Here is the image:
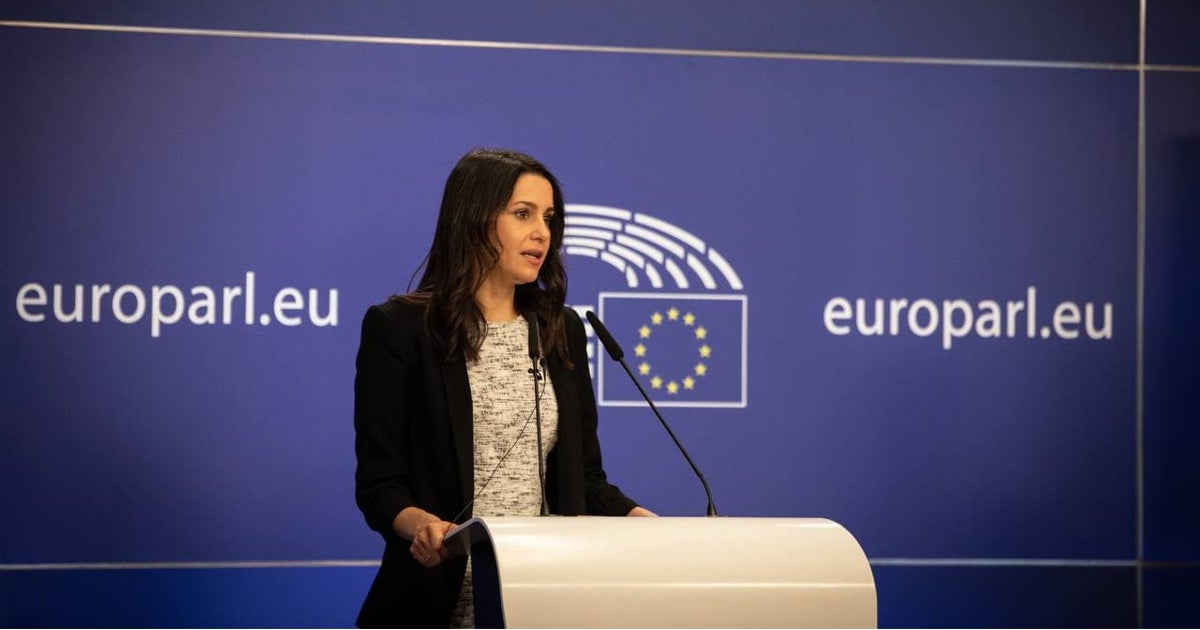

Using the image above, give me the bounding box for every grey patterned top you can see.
[451,315,558,628]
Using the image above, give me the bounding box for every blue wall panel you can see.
[1147,0,1200,65]
[1,25,1138,563]
[1144,71,1200,562]
[873,565,1136,628]
[0,567,375,628]
[1,0,1138,62]
[1144,567,1200,628]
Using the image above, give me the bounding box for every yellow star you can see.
[683,376,695,390]
[667,307,679,321]
[695,326,708,340]
[667,381,679,395]
[650,375,663,389]
[695,363,708,377]
[638,362,651,376]
[683,312,696,326]
[634,343,647,357]
[699,344,712,358]
[639,325,651,339]
[650,311,663,325]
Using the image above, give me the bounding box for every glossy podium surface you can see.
[444,516,876,628]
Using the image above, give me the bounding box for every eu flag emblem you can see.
[597,292,747,408]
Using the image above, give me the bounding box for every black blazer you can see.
[353,299,637,628]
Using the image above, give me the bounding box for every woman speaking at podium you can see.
[353,148,653,628]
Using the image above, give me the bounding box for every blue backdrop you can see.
[2,1,1196,627]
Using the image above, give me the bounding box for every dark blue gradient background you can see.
[2,1,1195,627]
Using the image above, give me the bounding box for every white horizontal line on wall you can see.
[4,20,1194,73]
[8,558,1193,571]
[1144,64,1200,73]
[870,558,1137,568]
[0,560,381,571]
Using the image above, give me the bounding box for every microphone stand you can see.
[586,311,718,516]
[528,316,550,516]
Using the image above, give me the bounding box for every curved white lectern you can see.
[444,517,876,628]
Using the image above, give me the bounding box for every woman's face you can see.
[486,173,555,289]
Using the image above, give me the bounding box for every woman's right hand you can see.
[394,507,454,568]
[410,518,454,567]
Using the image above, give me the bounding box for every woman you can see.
[354,148,653,628]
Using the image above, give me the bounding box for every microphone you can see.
[585,311,718,516]
[527,315,550,516]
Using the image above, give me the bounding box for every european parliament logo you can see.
[564,205,748,409]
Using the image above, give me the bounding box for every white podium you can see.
[444,516,876,628]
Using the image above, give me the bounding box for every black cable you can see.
[450,378,545,525]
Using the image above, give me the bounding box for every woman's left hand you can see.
[627,506,657,517]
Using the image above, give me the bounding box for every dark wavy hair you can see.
[398,148,570,366]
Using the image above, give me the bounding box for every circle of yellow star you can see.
[636,305,715,397]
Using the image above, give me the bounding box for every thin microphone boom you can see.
[527,315,550,516]
[585,311,718,516]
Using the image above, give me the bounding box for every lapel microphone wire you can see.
[449,387,542,525]
[450,316,550,525]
